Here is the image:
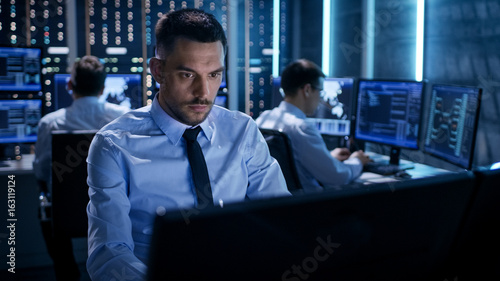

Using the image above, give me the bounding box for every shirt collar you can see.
[72,96,100,106]
[279,101,307,119]
[150,94,215,145]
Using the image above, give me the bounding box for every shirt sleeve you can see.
[86,133,147,281]
[243,121,291,199]
[293,122,363,187]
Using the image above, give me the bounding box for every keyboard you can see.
[364,162,408,175]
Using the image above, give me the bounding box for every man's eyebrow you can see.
[211,67,225,73]
[175,65,225,73]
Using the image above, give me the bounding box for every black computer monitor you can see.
[0,99,42,144]
[354,79,424,165]
[147,171,476,281]
[0,46,42,92]
[309,77,355,136]
[53,73,143,110]
[423,84,482,170]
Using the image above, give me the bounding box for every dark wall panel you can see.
[425,0,500,167]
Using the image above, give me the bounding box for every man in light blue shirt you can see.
[256,59,370,192]
[86,9,290,281]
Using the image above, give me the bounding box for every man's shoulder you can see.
[208,106,260,137]
[98,106,153,134]
[257,107,308,127]
[39,108,66,125]
[102,102,132,115]
[211,106,253,123]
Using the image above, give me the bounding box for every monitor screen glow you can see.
[308,77,355,136]
[423,84,482,169]
[0,46,42,92]
[354,80,424,150]
[53,73,143,110]
[0,99,42,144]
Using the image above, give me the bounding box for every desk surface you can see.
[0,153,35,175]
[356,152,453,185]
[1,152,456,182]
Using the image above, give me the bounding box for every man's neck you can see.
[72,93,99,100]
[283,96,306,115]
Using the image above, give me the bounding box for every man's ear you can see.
[97,86,104,97]
[149,57,163,84]
[303,83,312,98]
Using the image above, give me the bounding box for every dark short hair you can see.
[70,55,106,96]
[280,59,325,97]
[155,8,227,58]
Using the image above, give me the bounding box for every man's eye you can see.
[181,72,194,78]
[209,73,221,79]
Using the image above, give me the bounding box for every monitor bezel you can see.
[353,78,425,151]
[422,83,482,170]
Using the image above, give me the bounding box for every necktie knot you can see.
[183,127,201,142]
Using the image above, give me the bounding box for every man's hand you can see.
[349,150,371,165]
[330,147,351,161]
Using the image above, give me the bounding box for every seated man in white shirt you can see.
[33,55,130,281]
[256,59,370,192]
[86,9,290,281]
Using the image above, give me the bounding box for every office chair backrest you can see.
[448,168,500,279]
[259,128,303,192]
[51,130,97,238]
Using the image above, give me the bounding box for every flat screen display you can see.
[308,77,355,136]
[354,79,424,150]
[53,73,143,110]
[0,46,42,92]
[423,84,482,169]
[0,99,42,143]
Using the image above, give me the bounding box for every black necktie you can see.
[183,127,214,207]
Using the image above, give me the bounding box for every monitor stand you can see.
[389,147,401,165]
[389,147,414,170]
[364,146,414,175]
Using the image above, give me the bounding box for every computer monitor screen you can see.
[423,84,482,170]
[0,46,42,92]
[308,77,354,136]
[53,73,143,110]
[354,80,423,164]
[0,99,42,143]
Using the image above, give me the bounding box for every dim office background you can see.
[1,0,500,276]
